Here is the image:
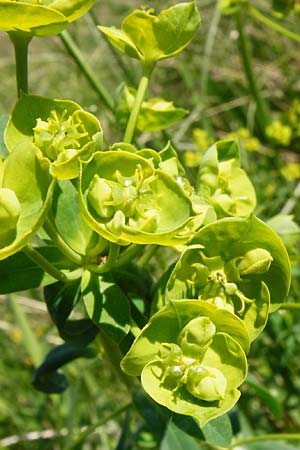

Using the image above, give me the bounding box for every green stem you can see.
[236,10,269,135]
[115,244,146,268]
[59,30,114,112]
[279,303,300,311]
[65,402,132,450]
[8,294,44,366]
[86,243,120,274]
[96,331,133,389]
[23,244,83,283]
[123,69,152,144]
[248,5,300,43]
[138,244,158,267]
[200,5,222,130]
[9,32,31,97]
[43,217,84,266]
[230,433,300,449]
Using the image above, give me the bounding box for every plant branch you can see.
[9,32,31,97]
[279,303,300,311]
[65,402,132,450]
[248,5,300,43]
[59,30,114,112]
[230,433,300,449]
[236,10,269,135]
[23,244,83,283]
[123,70,151,144]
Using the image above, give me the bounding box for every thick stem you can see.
[9,32,31,97]
[59,30,114,112]
[236,10,269,136]
[23,244,83,283]
[123,68,152,144]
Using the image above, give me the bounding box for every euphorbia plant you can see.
[0,1,294,447]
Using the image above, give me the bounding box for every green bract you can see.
[0,143,55,260]
[0,0,95,37]
[121,300,248,427]
[98,2,201,72]
[116,84,188,132]
[79,149,209,246]
[165,244,270,341]
[191,215,291,313]
[196,139,256,218]
[5,94,103,179]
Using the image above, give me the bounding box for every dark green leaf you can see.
[0,246,74,294]
[202,414,233,447]
[160,421,200,450]
[32,343,96,394]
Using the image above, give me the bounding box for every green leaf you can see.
[32,344,96,394]
[82,274,131,343]
[0,246,75,294]
[197,139,256,218]
[202,414,233,447]
[44,280,98,346]
[99,2,201,68]
[0,143,55,260]
[44,280,81,329]
[267,214,300,263]
[0,0,95,37]
[0,3,68,36]
[160,421,200,450]
[116,85,188,132]
[192,215,291,311]
[51,180,107,256]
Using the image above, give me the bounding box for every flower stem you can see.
[123,69,152,144]
[60,30,114,112]
[230,433,300,449]
[235,10,269,136]
[248,4,300,43]
[23,244,83,283]
[279,303,300,311]
[9,32,31,98]
[86,243,120,274]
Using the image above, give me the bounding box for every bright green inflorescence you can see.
[121,300,248,427]
[5,94,103,179]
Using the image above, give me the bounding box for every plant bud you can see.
[186,364,227,402]
[237,248,273,275]
[178,317,216,358]
[88,175,114,219]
